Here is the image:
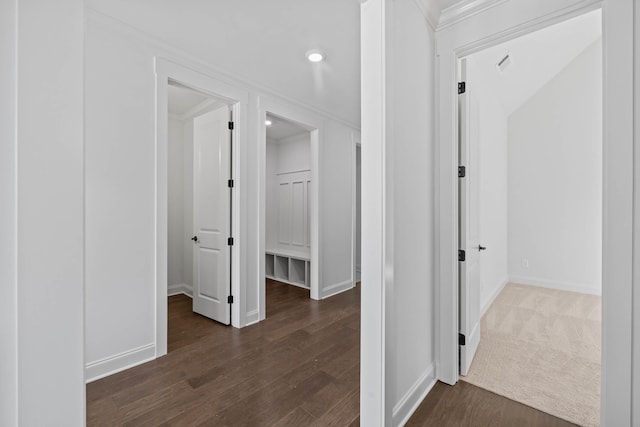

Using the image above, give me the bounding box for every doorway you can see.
[260,110,319,313]
[258,101,322,321]
[155,58,248,356]
[166,81,233,339]
[264,114,312,299]
[457,9,602,425]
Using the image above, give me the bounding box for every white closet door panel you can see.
[278,182,291,244]
[291,180,305,247]
[197,247,222,300]
[192,106,230,325]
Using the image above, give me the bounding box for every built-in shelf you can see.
[265,249,311,289]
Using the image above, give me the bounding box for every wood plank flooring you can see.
[87,280,576,426]
[407,381,577,427]
[87,280,360,426]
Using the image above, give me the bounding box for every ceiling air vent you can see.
[496,53,512,73]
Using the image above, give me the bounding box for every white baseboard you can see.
[85,343,156,383]
[481,278,508,317]
[392,363,437,427]
[168,283,193,297]
[321,280,353,299]
[245,309,260,326]
[509,275,601,296]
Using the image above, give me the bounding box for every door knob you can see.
[478,245,486,251]
[191,236,198,242]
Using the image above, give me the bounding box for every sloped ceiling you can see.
[87,0,361,126]
[468,9,601,116]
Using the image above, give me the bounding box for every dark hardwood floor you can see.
[87,280,360,426]
[87,280,576,426]
[407,381,577,427]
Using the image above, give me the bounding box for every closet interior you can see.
[265,114,312,289]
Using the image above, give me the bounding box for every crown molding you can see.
[438,0,509,30]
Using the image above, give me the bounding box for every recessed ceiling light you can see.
[265,119,272,126]
[306,50,324,63]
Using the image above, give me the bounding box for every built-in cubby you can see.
[265,253,275,278]
[265,249,311,289]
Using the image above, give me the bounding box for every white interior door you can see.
[459,59,482,376]
[192,106,231,325]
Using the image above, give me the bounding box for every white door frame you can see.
[435,1,634,425]
[352,133,362,287]
[154,58,249,356]
[258,96,323,318]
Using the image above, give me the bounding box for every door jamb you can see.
[154,58,249,356]
[352,134,362,286]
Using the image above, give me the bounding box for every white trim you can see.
[275,169,311,177]
[320,280,354,299]
[438,0,508,30]
[509,276,601,296]
[85,344,155,383]
[352,132,361,289]
[435,1,634,425]
[360,0,391,424]
[480,278,508,317]
[392,364,437,427]
[168,283,193,297]
[245,309,260,326]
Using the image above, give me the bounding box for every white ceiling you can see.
[168,84,208,116]
[87,0,361,126]
[266,114,308,141]
[468,9,601,116]
[168,83,227,118]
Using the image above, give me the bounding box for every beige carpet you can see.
[461,283,601,427]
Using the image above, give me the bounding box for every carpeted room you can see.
[458,10,603,427]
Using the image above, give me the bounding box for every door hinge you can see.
[458,82,466,94]
[227,295,234,304]
[228,237,234,246]
[228,179,234,188]
[228,121,234,130]
[458,166,466,178]
[458,250,466,262]
[459,333,466,346]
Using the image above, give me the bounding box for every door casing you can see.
[155,58,248,356]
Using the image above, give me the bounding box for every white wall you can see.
[276,134,311,173]
[266,139,278,251]
[390,0,436,423]
[14,0,86,424]
[321,120,357,294]
[84,10,357,379]
[508,40,602,295]
[466,57,510,314]
[0,1,18,424]
[168,117,186,288]
[183,121,194,290]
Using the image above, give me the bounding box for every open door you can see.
[458,59,482,375]
[192,106,232,325]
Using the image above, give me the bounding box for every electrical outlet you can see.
[521,259,529,268]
